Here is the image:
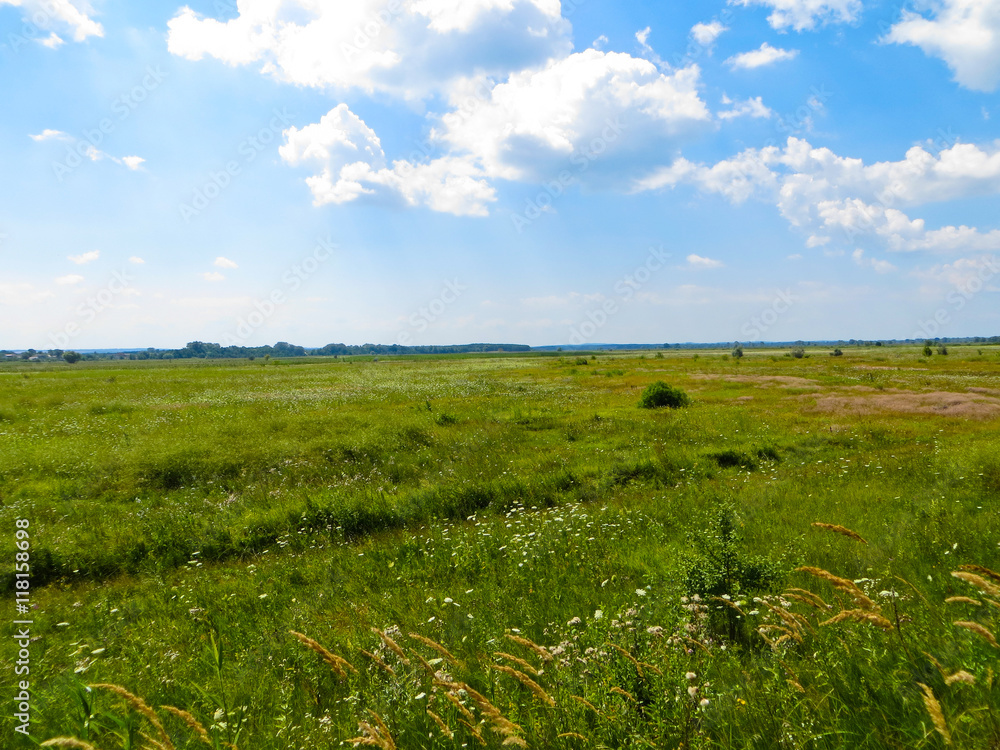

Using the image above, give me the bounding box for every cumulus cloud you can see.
[280,103,496,216]
[691,20,728,46]
[687,253,725,269]
[729,0,862,32]
[29,129,70,141]
[68,250,99,264]
[726,43,799,69]
[202,271,226,282]
[883,0,1000,92]
[129,256,145,264]
[634,137,1000,254]
[167,0,570,97]
[55,274,84,285]
[852,248,896,274]
[437,50,711,185]
[214,256,239,269]
[718,95,772,120]
[0,0,103,41]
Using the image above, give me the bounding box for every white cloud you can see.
[636,26,651,46]
[726,43,799,70]
[718,95,773,120]
[129,256,145,264]
[852,248,896,274]
[592,34,608,50]
[280,103,496,216]
[730,0,862,32]
[437,50,711,185]
[55,274,84,285]
[214,256,239,269]
[202,272,226,282]
[687,253,725,269]
[691,20,728,46]
[883,0,1000,92]
[167,0,570,97]
[120,156,145,170]
[914,255,1000,289]
[68,250,99,264]
[38,32,65,48]
[634,137,1000,255]
[29,129,69,141]
[0,0,103,41]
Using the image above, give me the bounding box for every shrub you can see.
[638,381,690,409]
[791,347,805,359]
[923,345,933,357]
[731,345,744,359]
[831,348,843,357]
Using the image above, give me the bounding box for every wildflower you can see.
[688,686,699,698]
[636,589,647,597]
[699,698,710,708]
[593,609,603,620]
[567,617,582,627]
[685,672,697,680]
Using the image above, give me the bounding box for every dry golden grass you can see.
[89,684,173,750]
[505,633,554,663]
[408,632,462,667]
[945,671,976,686]
[820,609,893,631]
[959,564,1000,585]
[606,642,648,678]
[492,664,556,706]
[783,588,832,611]
[796,567,878,610]
[558,732,589,741]
[494,651,541,676]
[347,711,396,750]
[161,706,212,746]
[289,631,357,679]
[917,683,952,746]
[951,571,1000,599]
[40,740,98,750]
[609,686,635,702]
[359,649,397,677]
[570,695,604,717]
[954,621,999,648]
[426,709,454,740]
[944,596,982,606]
[372,628,411,665]
[811,522,868,545]
[803,389,1000,419]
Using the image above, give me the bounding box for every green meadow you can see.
[2,347,999,749]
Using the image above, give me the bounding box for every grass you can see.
[1,345,999,748]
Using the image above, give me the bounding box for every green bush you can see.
[638,381,690,409]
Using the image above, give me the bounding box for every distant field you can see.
[2,346,999,748]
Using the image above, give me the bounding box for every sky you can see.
[1,0,999,350]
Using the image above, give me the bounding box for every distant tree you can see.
[731,343,744,359]
[791,347,805,359]
[831,348,843,357]
[937,345,948,355]
[923,345,933,357]
[63,351,82,364]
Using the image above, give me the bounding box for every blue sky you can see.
[1,0,999,349]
